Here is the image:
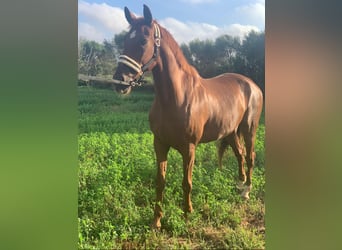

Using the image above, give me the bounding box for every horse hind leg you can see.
[229,132,247,190]
[240,124,258,200]
[239,84,263,200]
[217,137,229,170]
[218,134,246,190]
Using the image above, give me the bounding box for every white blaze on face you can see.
[129,30,136,39]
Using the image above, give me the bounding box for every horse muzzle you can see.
[115,84,132,95]
[113,70,146,95]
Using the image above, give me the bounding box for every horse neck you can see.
[152,38,198,107]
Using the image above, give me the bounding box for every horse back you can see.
[202,73,262,112]
[198,73,263,142]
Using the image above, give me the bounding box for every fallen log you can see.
[78,74,154,91]
[78,74,118,87]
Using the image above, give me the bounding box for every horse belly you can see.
[199,127,226,143]
[200,118,237,143]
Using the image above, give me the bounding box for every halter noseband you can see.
[113,23,161,87]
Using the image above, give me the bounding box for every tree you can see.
[78,40,102,76]
[180,31,265,94]
[101,39,117,75]
[240,31,265,93]
[114,31,127,55]
[188,39,218,77]
[214,35,242,75]
[78,38,117,76]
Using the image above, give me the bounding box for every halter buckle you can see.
[155,38,160,47]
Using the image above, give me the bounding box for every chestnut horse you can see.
[113,5,263,229]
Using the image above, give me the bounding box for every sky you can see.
[78,0,265,44]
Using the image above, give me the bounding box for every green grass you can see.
[78,87,153,134]
[78,86,265,249]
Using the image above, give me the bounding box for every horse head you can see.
[113,5,160,94]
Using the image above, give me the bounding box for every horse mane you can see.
[155,21,200,77]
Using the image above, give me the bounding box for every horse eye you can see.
[140,39,147,46]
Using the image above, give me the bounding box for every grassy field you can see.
[78,86,265,249]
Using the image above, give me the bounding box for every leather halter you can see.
[113,23,161,87]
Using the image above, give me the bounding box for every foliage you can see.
[78,38,118,76]
[240,31,265,93]
[113,31,127,55]
[181,31,265,94]
[78,87,265,249]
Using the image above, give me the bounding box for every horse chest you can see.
[149,104,202,145]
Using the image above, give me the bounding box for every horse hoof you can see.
[151,224,161,231]
[241,193,250,200]
[151,219,161,230]
[240,185,252,200]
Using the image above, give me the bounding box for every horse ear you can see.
[124,6,136,25]
[143,4,152,26]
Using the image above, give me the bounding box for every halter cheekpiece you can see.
[113,23,161,87]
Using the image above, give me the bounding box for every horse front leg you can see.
[152,137,170,229]
[181,143,196,217]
